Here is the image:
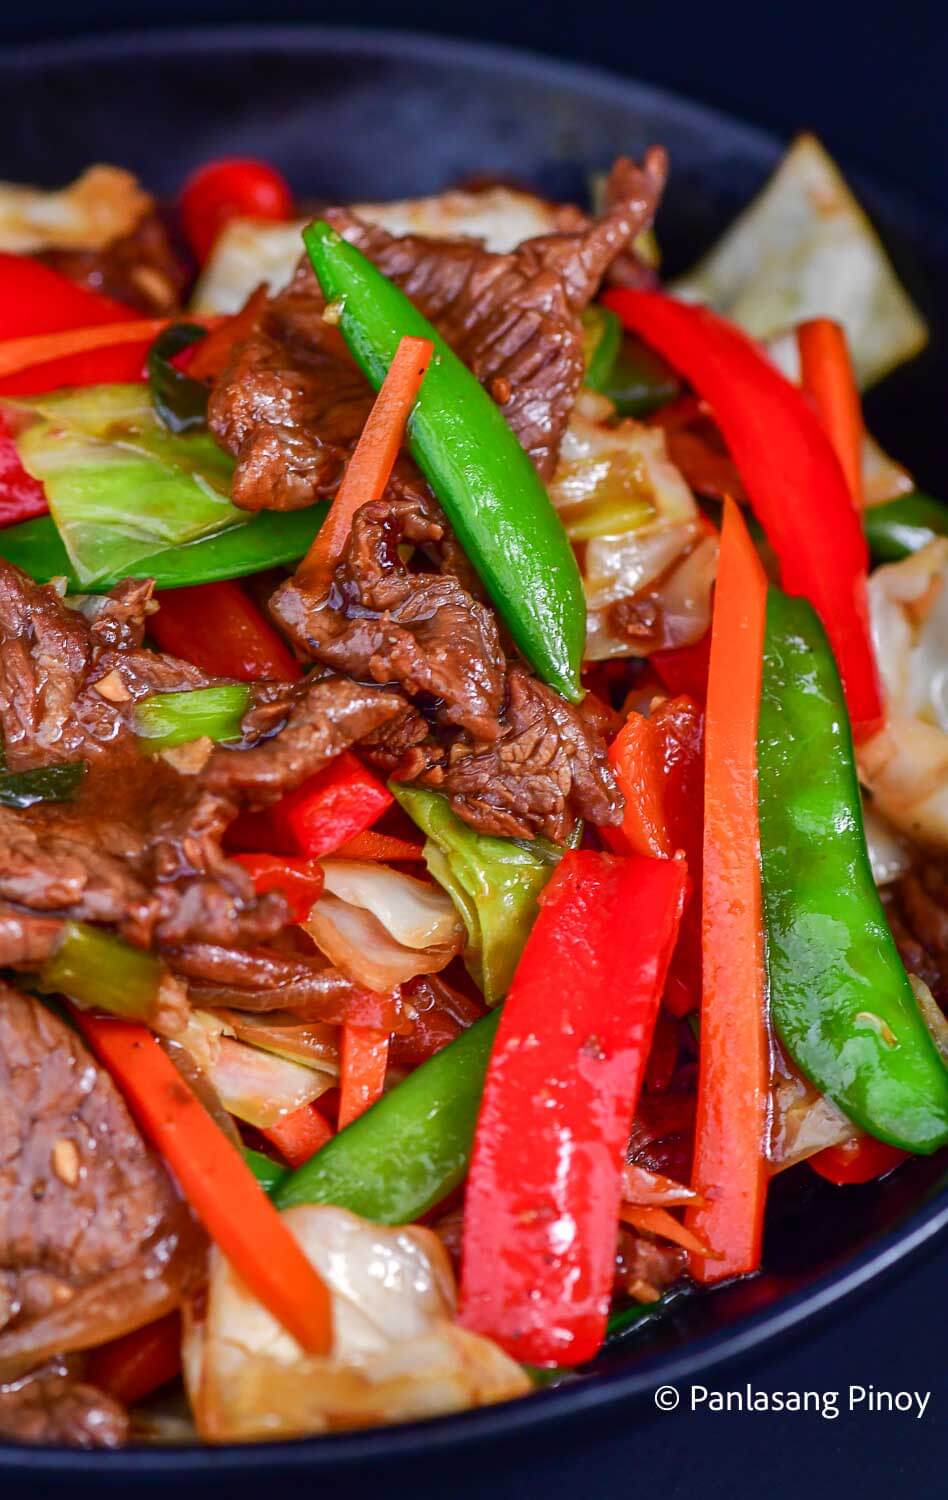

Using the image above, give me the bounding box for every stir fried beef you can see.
[0,988,203,1384]
[272,502,621,840]
[0,1363,128,1449]
[415,666,621,842]
[885,860,948,1009]
[0,563,399,951]
[209,150,667,510]
[205,672,402,800]
[272,497,506,741]
[39,208,188,315]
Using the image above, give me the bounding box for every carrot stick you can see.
[296,334,433,591]
[85,1312,182,1408]
[335,830,425,862]
[262,1100,333,1169]
[685,497,769,1282]
[797,318,864,507]
[72,1011,333,1354]
[0,318,217,379]
[619,1203,711,1257]
[337,1025,390,1129]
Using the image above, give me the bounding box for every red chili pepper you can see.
[229,749,393,859]
[180,158,294,263]
[261,1101,333,1169]
[149,580,301,683]
[808,1136,908,1185]
[0,253,146,397]
[458,849,687,1366]
[85,1313,182,1408]
[604,289,884,740]
[232,853,324,923]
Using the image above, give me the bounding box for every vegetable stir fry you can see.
[0,135,945,1450]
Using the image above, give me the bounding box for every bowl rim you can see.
[0,21,945,1471]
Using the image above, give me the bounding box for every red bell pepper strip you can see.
[72,1010,333,1354]
[0,416,47,526]
[262,1101,334,1169]
[188,287,268,382]
[604,289,883,740]
[229,749,393,859]
[458,849,687,1366]
[232,853,324,922]
[651,634,711,702]
[337,1025,390,1128]
[808,1136,907,1186]
[0,253,154,393]
[85,1312,182,1408]
[644,1010,680,1093]
[603,710,671,858]
[149,580,301,683]
[685,498,769,1282]
[797,318,864,508]
[179,158,294,263]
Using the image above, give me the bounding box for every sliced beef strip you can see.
[0,987,204,1383]
[165,941,391,1021]
[411,665,622,843]
[0,563,400,949]
[208,150,667,510]
[884,860,948,1009]
[272,497,506,742]
[0,1362,128,1449]
[38,207,189,316]
[204,672,403,801]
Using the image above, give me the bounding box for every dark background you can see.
[2,3,946,1494]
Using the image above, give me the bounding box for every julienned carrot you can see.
[72,1011,333,1354]
[296,334,433,591]
[336,829,425,862]
[685,498,769,1282]
[798,318,864,507]
[85,1312,182,1408]
[619,1203,711,1257]
[337,1025,390,1129]
[0,318,217,379]
[262,1101,334,1169]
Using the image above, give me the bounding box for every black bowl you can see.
[1,25,946,1488]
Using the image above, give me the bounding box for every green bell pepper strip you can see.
[758,589,948,1153]
[146,322,210,435]
[0,504,327,591]
[134,684,251,750]
[37,921,169,1027]
[391,785,566,1004]
[274,1008,501,1219]
[864,491,948,562]
[581,307,681,417]
[303,220,586,702]
[0,760,84,808]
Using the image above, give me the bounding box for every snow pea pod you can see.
[274,1008,501,1221]
[0,504,327,591]
[757,588,948,1153]
[303,221,586,702]
[864,491,948,561]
